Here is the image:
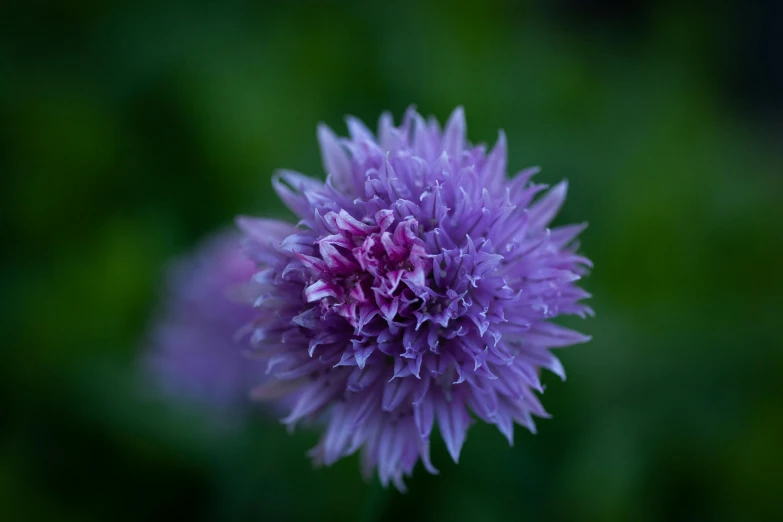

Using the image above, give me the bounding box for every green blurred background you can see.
[2,1,782,521]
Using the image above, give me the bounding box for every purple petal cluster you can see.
[239,107,592,489]
[145,232,266,411]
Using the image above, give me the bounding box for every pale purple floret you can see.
[146,232,266,410]
[239,107,593,490]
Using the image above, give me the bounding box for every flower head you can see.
[240,107,592,489]
[145,232,266,411]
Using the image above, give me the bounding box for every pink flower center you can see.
[302,210,430,331]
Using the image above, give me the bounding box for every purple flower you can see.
[145,232,267,412]
[239,107,592,489]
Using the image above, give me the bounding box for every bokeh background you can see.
[2,1,782,521]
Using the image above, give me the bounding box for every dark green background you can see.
[3,1,782,521]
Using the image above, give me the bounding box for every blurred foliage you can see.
[2,1,782,521]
